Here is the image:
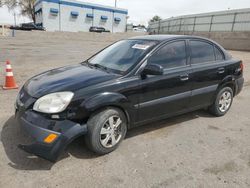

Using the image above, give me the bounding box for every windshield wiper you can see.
[91,63,109,72]
[82,61,110,73]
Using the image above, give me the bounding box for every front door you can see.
[137,40,192,123]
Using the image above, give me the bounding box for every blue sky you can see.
[0,0,249,25]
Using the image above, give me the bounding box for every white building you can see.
[34,0,128,32]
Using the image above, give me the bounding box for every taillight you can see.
[240,62,244,72]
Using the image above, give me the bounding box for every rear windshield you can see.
[87,39,158,74]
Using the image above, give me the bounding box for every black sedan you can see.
[15,35,244,161]
[10,23,45,31]
[89,26,110,33]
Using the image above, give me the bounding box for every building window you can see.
[114,17,121,22]
[50,8,58,15]
[101,15,108,21]
[86,13,94,19]
[71,11,79,18]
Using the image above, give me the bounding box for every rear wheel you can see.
[209,87,233,116]
[85,108,127,154]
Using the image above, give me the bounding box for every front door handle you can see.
[180,74,189,81]
[218,67,225,74]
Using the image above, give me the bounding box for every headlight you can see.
[33,92,74,114]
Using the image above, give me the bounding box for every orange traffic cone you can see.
[2,60,18,90]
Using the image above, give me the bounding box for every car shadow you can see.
[1,110,214,171]
[126,109,214,139]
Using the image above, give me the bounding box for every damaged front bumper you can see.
[16,110,87,162]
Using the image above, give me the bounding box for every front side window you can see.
[148,41,187,69]
[190,40,215,64]
[87,39,158,74]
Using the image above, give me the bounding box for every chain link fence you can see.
[148,8,250,34]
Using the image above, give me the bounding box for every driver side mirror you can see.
[141,64,164,76]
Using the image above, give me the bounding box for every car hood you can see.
[24,64,118,98]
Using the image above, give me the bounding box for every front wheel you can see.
[209,87,233,117]
[85,108,127,154]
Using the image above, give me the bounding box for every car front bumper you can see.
[16,110,87,162]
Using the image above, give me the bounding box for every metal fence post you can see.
[209,15,214,32]
[179,18,182,32]
[168,21,170,33]
[193,17,196,33]
[158,20,161,34]
[231,13,237,32]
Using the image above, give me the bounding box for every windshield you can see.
[87,39,158,74]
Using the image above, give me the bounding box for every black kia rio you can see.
[15,35,244,161]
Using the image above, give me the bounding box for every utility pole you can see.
[12,12,16,37]
[115,0,117,7]
[14,12,16,27]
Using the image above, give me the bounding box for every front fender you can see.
[80,92,134,126]
[83,92,129,111]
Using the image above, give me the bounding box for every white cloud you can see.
[0,0,249,25]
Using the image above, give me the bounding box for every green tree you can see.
[150,15,162,22]
[0,0,36,23]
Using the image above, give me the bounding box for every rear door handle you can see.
[218,67,225,74]
[180,74,189,81]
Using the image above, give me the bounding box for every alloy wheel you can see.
[100,115,123,148]
[218,91,232,112]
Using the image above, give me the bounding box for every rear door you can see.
[188,39,226,108]
[137,40,193,123]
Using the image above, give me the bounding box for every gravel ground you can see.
[0,31,250,188]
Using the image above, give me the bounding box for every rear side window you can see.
[190,40,215,64]
[214,46,224,61]
[149,41,187,69]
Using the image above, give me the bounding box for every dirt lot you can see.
[0,31,250,188]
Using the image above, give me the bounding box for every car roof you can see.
[129,34,216,42]
[129,35,184,41]
[129,34,231,59]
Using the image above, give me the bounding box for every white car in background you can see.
[133,27,147,32]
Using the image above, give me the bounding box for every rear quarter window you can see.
[190,40,215,64]
[214,46,224,61]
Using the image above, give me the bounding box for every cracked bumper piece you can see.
[235,77,244,95]
[16,110,87,162]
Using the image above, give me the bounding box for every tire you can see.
[85,108,127,155]
[209,87,233,117]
